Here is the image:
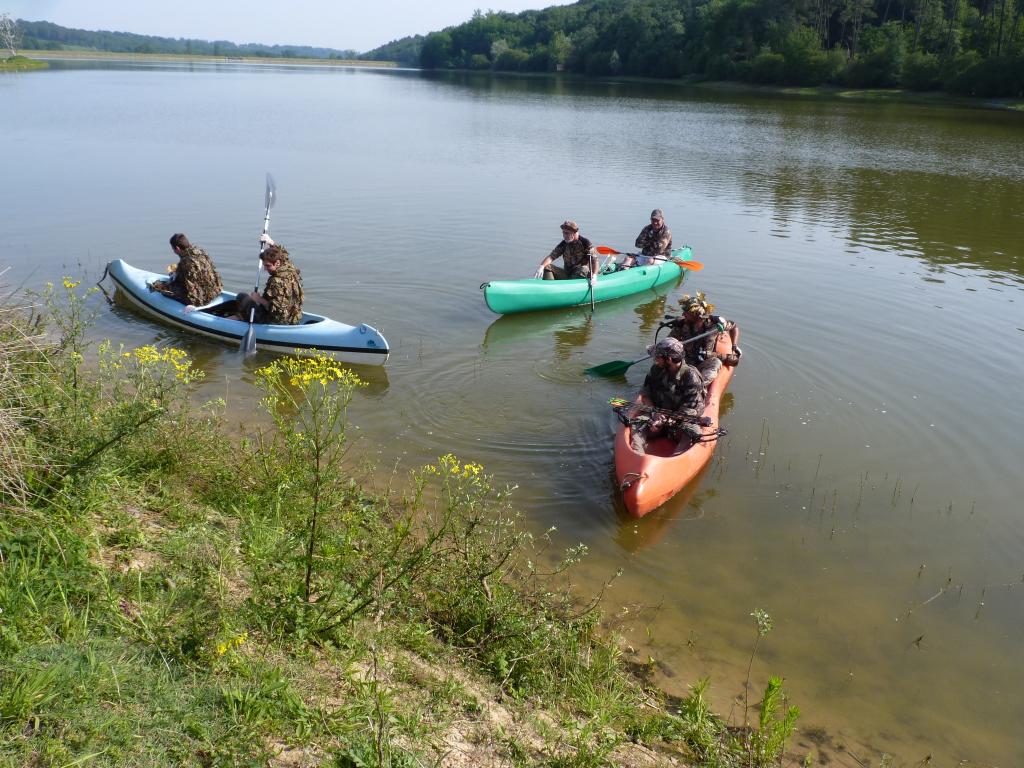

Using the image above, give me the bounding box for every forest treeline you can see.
[15,20,360,60]
[366,0,1024,96]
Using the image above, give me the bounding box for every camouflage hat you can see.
[261,244,289,262]
[646,336,686,358]
[560,220,579,232]
[680,291,714,316]
[650,209,664,221]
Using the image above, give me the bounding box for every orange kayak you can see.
[614,332,737,518]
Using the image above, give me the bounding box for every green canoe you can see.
[481,247,691,315]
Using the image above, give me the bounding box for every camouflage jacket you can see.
[634,224,673,257]
[547,236,594,273]
[640,362,706,417]
[169,246,222,305]
[263,258,304,325]
[669,314,733,364]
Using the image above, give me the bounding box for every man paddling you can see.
[534,220,598,289]
[231,235,304,325]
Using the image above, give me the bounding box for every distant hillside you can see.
[16,19,359,59]
[361,34,424,66]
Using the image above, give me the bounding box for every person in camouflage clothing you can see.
[234,235,304,325]
[668,291,741,384]
[629,208,673,267]
[628,337,712,455]
[151,233,222,306]
[534,220,599,284]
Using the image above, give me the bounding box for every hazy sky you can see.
[4,0,574,52]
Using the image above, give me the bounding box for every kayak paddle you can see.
[595,245,703,272]
[241,173,276,355]
[583,324,725,377]
[586,354,651,377]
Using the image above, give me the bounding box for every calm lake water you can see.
[3,60,1023,766]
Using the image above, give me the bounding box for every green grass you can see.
[0,55,47,71]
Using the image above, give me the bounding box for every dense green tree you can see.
[401,0,1023,95]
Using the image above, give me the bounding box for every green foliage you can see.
[903,51,942,90]
[748,676,800,765]
[0,666,60,734]
[745,49,786,84]
[362,34,424,65]
[402,0,1024,95]
[18,19,358,59]
[676,678,727,759]
[0,54,47,71]
[846,23,907,87]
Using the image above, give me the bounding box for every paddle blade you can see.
[265,173,276,210]
[584,356,648,377]
[240,323,257,355]
[674,259,704,271]
[596,245,623,256]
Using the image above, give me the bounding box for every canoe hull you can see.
[106,259,389,365]
[482,248,690,315]
[614,332,736,517]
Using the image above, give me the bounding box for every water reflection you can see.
[613,465,716,553]
[481,287,676,355]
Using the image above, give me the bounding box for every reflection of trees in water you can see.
[613,465,716,554]
[634,292,670,335]
[719,391,735,419]
[552,316,593,360]
[752,163,1024,283]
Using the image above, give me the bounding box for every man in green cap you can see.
[534,220,598,289]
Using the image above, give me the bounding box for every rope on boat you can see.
[95,263,114,305]
[620,472,643,490]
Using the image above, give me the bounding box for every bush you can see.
[495,48,530,71]
[746,50,786,83]
[846,23,906,87]
[779,29,847,85]
[943,53,1024,96]
[940,50,983,94]
[902,50,941,90]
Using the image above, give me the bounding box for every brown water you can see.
[3,61,1023,766]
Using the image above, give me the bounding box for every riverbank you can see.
[21,49,395,68]
[425,65,1024,113]
[0,55,48,71]
[581,71,1024,112]
[692,78,1024,112]
[0,281,805,766]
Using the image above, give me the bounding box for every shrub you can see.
[902,50,941,90]
[846,23,906,87]
[496,48,530,71]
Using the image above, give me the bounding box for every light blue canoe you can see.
[105,259,389,365]
[481,247,691,315]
